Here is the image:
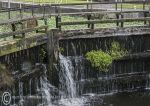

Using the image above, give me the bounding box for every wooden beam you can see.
[0,14,51,26]
[0,33,47,57]
[59,17,150,26]
[51,10,150,16]
[0,25,48,38]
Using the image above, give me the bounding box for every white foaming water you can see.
[59,54,77,98]
[10,62,87,106]
[18,81,24,106]
[39,76,52,106]
[38,64,57,106]
[58,97,87,106]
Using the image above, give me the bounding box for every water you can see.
[59,54,77,98]
[7,55,150,106]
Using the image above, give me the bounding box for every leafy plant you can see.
[85,41,127,72]
[86,50,112,72]
[110,41,127,60]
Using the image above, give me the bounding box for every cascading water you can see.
[57,54,88,106]
[59,54,77,98]
[37,64,59,106]
[38,76,52,106]
[10,64,58,106]
[18,81,24,106]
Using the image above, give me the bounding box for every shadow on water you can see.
[99,90,150,106]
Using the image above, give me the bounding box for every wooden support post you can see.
[44,18,48,32]
[120,0,123,28]
[35,19,39,33]
[116,13,119,27]
[148,8,150,27]
[115,1,119,27]
[43,5,46,17]
[19,8,23,19]
[8,9,11,19]
[21,22,25,38]
[143,0,146,25]
[91,23,94,30]
[120,14,124,28]
[11,23,16,38]
[55,6,61,30]
[86,4,89,10]
[56,15,61,30]
[32,6,34,16]
[44,18,48,25]
[87,14,91,28]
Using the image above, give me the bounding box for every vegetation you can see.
[109,41,128,60]
[0,64,14,87]
[85,42,127,72]
[86,50,112,72]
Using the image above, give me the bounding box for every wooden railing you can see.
[0,25,48,38]
[0,12,49,39]
[0,1,150,31]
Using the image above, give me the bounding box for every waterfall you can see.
[39,76,52,106]
[18,81,24,106]
[146,74,150,90]
[11,64,57,106]
[29,79,32,96]
[38,64,57,106]
[59,54,77,98]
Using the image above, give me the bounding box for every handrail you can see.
[1,0,150,12]
[1,0,150,7]
[51,10,149,16]
[0,0,150,30]
[0,25,48,38]
[0,14,51,26]
[59,17,150,25]
[58,17,150,29]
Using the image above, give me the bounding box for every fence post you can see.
[115,0,119,27]
[87,14,91,28]
[143,0,147,25]
[91,23,94,30]
[43,4,46,17]
[11,23,16,38]
[8,8,11,19]
[56,15,61,30]
[120,14,124,27]
[19,8,23,19]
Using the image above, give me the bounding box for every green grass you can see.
[15,0,87,4]
[114,4,150,9]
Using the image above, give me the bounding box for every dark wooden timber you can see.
[0,14,51,26]
[59,17,150,26]
[0,25,48,38]
[0,33,47,57]
[117,52,150,61]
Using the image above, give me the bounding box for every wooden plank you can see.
[0,25,48,38]
[59,17,150,26]
[1,1,150,13]
[0,33,47,57]
[49,1,150,6]
[0,14,51,26]
[51,10,149,16]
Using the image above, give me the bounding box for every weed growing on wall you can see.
[85,41,127,72]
